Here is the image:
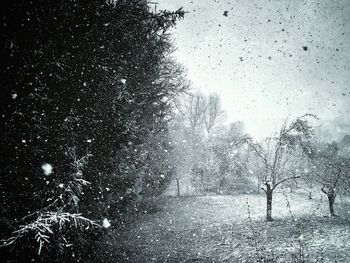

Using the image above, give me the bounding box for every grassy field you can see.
[106,192,350,262]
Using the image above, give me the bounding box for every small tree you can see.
[306,142,350,217]
[245,115,314,221]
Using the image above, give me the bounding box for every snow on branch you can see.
[0,211,100,255]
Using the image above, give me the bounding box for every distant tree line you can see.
[172,99,350,220]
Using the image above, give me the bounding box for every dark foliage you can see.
[0,0,186,261]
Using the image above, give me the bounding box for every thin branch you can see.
[245,138,272,170]
[273,176,300,190]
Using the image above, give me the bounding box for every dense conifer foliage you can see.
[0,1,186,261]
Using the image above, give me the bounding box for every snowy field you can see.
[107,193,350,262]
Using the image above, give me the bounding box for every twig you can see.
[246,199,262,262]
[281,188,295,221]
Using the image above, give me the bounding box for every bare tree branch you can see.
[273,176,300,190]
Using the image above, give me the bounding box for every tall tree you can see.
[0,0,186,261]
[181,92,207,131]
[204,93,223,134]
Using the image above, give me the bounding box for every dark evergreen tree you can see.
[0,0,186,261]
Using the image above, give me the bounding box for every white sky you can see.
[158,0,350,139]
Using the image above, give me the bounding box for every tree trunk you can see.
[322,186,337,217]
[266,188,273,221]
[176,178,180,196]
[328,194,336,217]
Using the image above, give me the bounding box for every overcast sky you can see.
[158,0,350,138]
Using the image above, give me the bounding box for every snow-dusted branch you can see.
[0,211,100,255]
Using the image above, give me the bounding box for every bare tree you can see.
[172,93,207,195]
[179,92,224,133]
[306,142,350,216]
[245,115,315,221]
[204,93,223,133]
[181,92,207,131]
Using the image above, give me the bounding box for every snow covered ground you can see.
[109,193,350,262]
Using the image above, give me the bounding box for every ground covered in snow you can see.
[104,193,350,262]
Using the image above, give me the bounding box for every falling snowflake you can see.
[103,218,111,228]
[42,163,53,176]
